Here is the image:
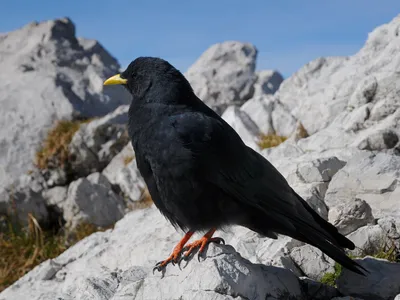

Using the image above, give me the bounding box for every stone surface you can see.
[0,171,48,224]
[253,70,284,97]
[346,225,391,257]
[0,207,315,300]
[0,18,130,189]
[240,95,275,135]
[337,257,400,300]
[290,245,335,280]
[299,277,340,300]
[324,153,400,222]
[68,105,130,177]
[185,41,257,114]
[221,105,260,149]
[64,172,125,227]
[329,199,376,235]
[102,144,146,203]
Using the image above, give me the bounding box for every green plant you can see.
[320,263,342,287]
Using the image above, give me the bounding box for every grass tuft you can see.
[35,119,89,170]
[0,215,107,292]
[320,263,342,287]
[257,134,287,149]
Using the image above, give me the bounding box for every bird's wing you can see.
[170,111,309,232]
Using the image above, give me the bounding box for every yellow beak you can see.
[103,74,128,85]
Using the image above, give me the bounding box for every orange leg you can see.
[181,228,225,260]
[153,231,193,272]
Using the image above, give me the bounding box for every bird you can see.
[103,57,367,276]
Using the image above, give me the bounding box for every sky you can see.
[1,1,400,77]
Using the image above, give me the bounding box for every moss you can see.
[0,215,108,292]
[320,263,342,287]
[35,120,86,170]
[257,134,287,149]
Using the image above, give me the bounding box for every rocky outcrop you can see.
[185,41,258,114]
[63,172,125,228]
[0,18,130,189]
[2,14,400,300]
[68,105,130,177]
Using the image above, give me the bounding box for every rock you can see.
[337,257,400,300]
[240,95,274,135]
[253,70,284,96]
[102,144,146,203]
[272,15,400,138]
[287,121,309,142]
[221,105,260,150]
[185,41,257,114]
[325,152,400,222]
[42,186,67,213]
[128,244,304,300]
[292,183,329,219]
[290,245,335,280]
[346,225,389,257]
[63,172,125,227]
[271,99,297,137]
[0,207,317,300]
[0,171,48,225]
[0,18,130,189]
[357,129,399,151]
[68,105,130,177]
[296,157,346,183]
[299,277,340,300]
[329,199,376,235]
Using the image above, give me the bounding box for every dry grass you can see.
[257,134,287,149]
[123,155,135,166]
[0,215,106,292]
[35,119,89,169]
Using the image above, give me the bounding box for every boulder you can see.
[337,257,400,300]
[325,153,400,222]
[0,207,320,300]
[290,245,335,281]
[253,70,284,97]
[329,199,376,235]
[0,18,130,189]
[63,172,126,227]
[68,105,130,177]
[102,144,146,203]
[185,41,257,114]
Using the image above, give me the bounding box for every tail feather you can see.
[290,190,368,276]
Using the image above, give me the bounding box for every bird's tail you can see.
[292,190,368,276]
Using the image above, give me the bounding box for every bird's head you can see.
[103,57,193,104]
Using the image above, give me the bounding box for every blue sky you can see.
[1,1,400,77]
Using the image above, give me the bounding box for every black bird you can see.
[103,57,367,276]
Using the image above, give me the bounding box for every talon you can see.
[153,231,194,273]
[181,228,221,260]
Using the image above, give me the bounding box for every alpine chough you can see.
[103,57,367,276]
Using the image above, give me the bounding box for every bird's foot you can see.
[180,229,224,262]
[153,231,193,274]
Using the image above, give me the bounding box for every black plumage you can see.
[103,57,367,276]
